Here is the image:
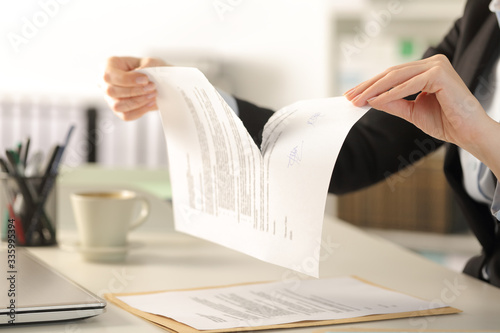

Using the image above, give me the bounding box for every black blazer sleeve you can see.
[329,112,443,194]
[236,98,274,147]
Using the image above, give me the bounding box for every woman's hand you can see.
[345,54,490,146]
[345,54,500,178]
[102,56,168,121]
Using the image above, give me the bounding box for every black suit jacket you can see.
[236,0,500,286]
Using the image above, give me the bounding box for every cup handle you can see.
[129,197,150,230]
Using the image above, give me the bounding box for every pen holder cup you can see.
[0,173,57,246]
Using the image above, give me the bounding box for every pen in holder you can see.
[0,125,73,246]
[1,172,58,246]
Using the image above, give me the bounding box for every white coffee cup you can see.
[70,190,149,262]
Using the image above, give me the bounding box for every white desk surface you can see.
[17,215,500,332]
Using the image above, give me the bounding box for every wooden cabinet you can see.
[337,150,467,232]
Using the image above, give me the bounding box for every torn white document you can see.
[116,276,447,330]
[140,67,369,277]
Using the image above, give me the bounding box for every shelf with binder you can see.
[329,0,466,95]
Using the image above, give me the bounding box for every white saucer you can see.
[59,241,143,262]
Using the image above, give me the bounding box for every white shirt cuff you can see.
[491,180,500,220]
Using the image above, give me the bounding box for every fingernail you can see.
[136,76,148,85]
[146,92,156,99]
[351,95,361,103]
[146,101,156,107]
[143,83,155,92]
[344,87,355,96]
[367,97,376,103]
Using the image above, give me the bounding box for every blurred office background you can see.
[1,0,479,269]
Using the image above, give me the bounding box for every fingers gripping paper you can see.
[140,67,369,277]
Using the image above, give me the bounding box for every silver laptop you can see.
[0,248,106,324]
